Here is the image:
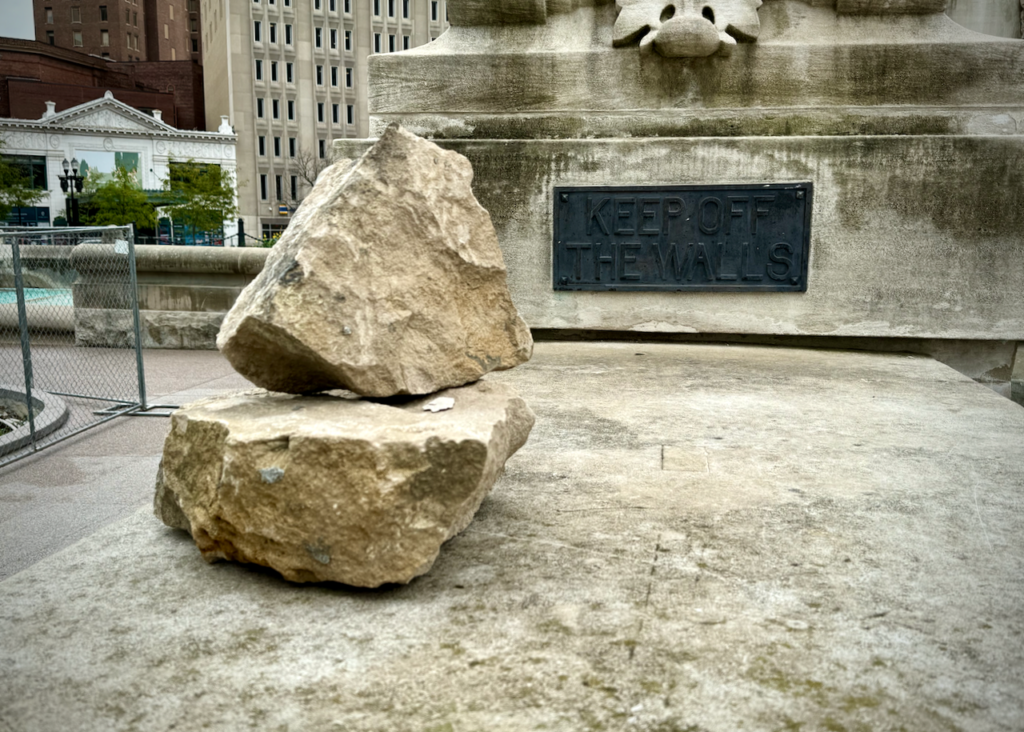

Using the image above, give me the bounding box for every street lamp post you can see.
[58,157,84,226]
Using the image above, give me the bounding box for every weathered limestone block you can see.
[449,0,549,25]
[217,125,533,397]
[835,0,946,13]
[154,380,535,587]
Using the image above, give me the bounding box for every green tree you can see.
[165,160,237,243]
[0,140,46,223]
[87,165,157,228]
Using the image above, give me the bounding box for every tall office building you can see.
[33,0,203,63]
[201,0,448,238]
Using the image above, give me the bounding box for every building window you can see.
[402,0,408,18]
[269,22,276,43]
[274,137,281,156]
[388,0,394,17]
[126,31,131,47]
[346,104,354,125]
[191,38,198,52]
[284,0,290,6]
[315,27,322,47]
[275,175,282,200]
[257,98,264,117]
[331,103,339,124]
[253,20,261,42]
[286,62,293,83]
[70,7,81,23]
[134,34,139,49]
[101,29,109,46]
[164,24,169,39]
[431,1,438,21]
[171,47,176,59]
[125,9,129,24]
[314,0,321,9]
[287,100,295,119]
[374,33,380,53]
[288,137,296,156]
[345,66,353,87]
[317,102,324,122]
[99,5,107,20]
[258,136,266,155]
[330,66,338,86]
[344,30,351,50]
[255,59,263,80]
[260,174,268,200]
[46,30,54,44]
[319,139,326,158]
[73,30,83,46]
[285,24,292,44]
[316,65,323,85]
[169,4,174,18]
[344,0,350,12]
[373,0,380,16]
[330,28,337,49]
[133,11,138,26]
[272,99,280,118]
[45,7,53,23]
[190,18,197,31]
[329,0,335,11]
[271,61,278,81]
[290,175,297,200]
[403,35,409,50]
[388,34,395,52]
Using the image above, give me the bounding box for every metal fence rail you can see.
[0,226,164,468]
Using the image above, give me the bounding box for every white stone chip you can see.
[423,397,455,413]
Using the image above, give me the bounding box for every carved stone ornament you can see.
[613,0,762,57]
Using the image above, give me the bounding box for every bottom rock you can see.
[154,380,534,587]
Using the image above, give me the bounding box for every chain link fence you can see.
[0,225,153,468]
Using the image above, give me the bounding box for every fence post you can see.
[10,237,37,448]
[125,225,148,411]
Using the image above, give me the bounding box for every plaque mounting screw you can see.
[559,276,569,286]
[791,277,800,285]
[796,190,805,199]
[560,193,569,202]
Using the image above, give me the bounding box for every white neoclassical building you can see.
[0,91,239,241]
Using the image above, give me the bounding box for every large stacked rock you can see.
[217,125,533,396]
[155,125,535,587]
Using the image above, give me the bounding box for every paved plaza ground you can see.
[1,343,1023,731]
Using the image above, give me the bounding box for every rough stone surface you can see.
[154,379,535,587]
[218,125,533,397]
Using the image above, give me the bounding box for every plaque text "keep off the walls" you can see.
[553,184,812,292]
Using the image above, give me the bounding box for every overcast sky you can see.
[0,0,36,41]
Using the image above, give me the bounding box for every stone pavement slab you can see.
[1,343,1022,731]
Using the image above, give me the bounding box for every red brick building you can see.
[0,37,206,129]
[33,0,201,64]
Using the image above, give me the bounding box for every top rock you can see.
[217,125,533,397]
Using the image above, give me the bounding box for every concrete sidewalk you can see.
[0,350,252,581]
[1,342,1023,731]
